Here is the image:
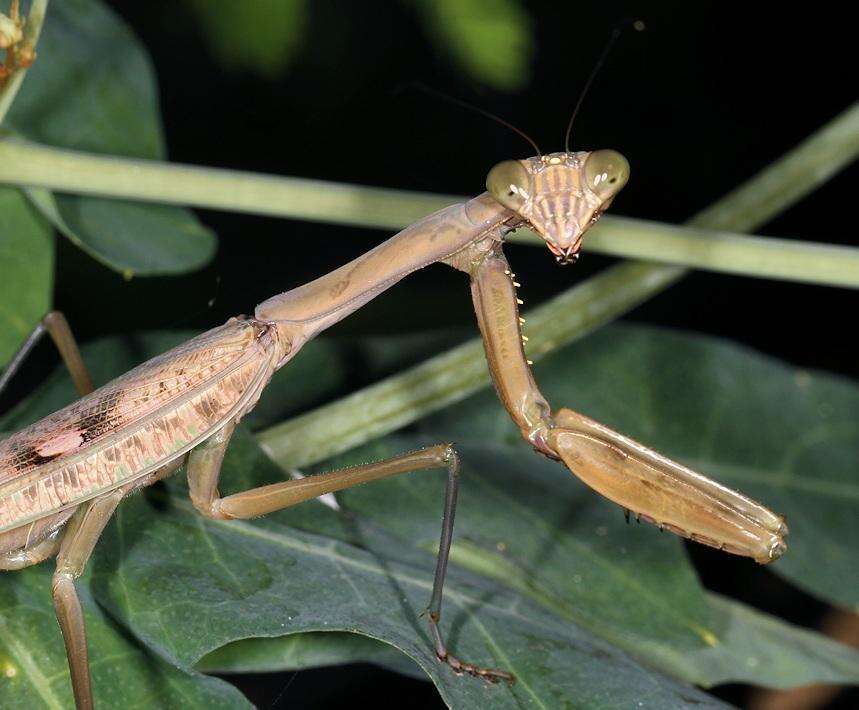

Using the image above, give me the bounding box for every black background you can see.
[42,1,859,707]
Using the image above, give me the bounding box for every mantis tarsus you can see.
[0,147,788,708]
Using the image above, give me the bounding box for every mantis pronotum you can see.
[0,145,788,707]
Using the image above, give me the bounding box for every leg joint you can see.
[51,570,75,601]
[442,444,460,471]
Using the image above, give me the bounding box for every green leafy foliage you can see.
[184,0,533,90]
[25,188,216,277]
[415,0,534,91]
[202,592,859,690]
[1,325,857,708]
[0,568,251,709]
[0,188,52,366]
[198,630,426,679]
[186,0,308,79]
[5,0,215,275]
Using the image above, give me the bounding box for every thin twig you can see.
[0,103,857,287]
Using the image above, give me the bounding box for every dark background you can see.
[49,1,859,707]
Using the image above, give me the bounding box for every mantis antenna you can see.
[564,18,646,153]
[402,81,542,157]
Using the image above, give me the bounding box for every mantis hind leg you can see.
[52,490,124,710]
[0,525,64,570]
[0,311,93,398]
[0,507,77,564]
[187,423,514,683]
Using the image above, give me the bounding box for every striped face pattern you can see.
[486,150,630,264]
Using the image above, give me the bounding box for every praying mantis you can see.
[0,143,789,708]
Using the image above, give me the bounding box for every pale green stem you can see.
[0,0,48,125]
[511,216,859,289]
[0,103,858,287]
[0,136,459,228]
[257,105,859,469]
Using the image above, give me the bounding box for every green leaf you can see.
[197,631,426,680]
[6,0,215,275]
[26,188,216,277]
[2,325,858,708]
[415,0,534,91]
[6,1,162,158]
[186,0,308,79]
[199,591,859,691]
[690,593,859,687]
[0,187,52,367]
[0,567,252,709]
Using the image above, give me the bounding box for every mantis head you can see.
[486,150,629,264]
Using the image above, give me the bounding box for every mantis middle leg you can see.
[0,310,95,570]
[187,421,514,682]
[0,311,93,398]
[0,526,64,569]
[52,489,125,710]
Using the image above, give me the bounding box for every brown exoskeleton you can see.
[0,148,787,708]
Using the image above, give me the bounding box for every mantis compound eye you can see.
[584,149,630,200]
[486,159,532,211]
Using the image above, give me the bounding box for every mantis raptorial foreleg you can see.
[462,241,787,563]
[0,310,93,398]
[187,424,514,681]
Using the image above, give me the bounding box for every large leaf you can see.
[198,630,426,679]
[0,187,52,366]
[6,0,215,275]
[1,324,858,708]
[25,188,216,277]
[199,592,859,690]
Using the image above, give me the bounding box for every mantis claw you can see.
[546,408,788,564]
[439,651,516,685]
[427,608,515,685]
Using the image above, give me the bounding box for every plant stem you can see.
[0,135,457,227]
[257,105,859,468]
[512,216,859,290]
[0,103,858,287]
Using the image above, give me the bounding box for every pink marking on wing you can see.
[36,430,85,457]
